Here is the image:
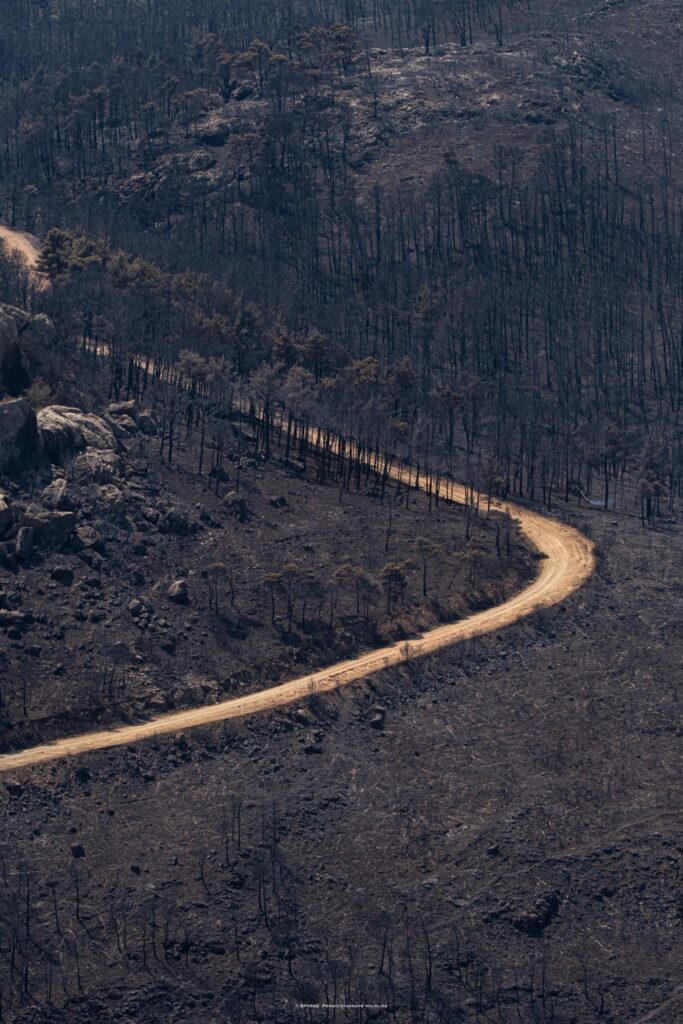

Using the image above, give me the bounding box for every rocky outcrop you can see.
[19,507,76,547]
[37,405,119,462]
[0,303,55,397]
[2,400,124,479]
[0,397,39,474]
[0,307,32,395]
[73,448,121,483]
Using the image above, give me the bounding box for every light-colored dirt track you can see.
[0,225,47,290]
[0,225,596,773]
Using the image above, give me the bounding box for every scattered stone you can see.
[369,706,386,730]
[135,410,158,435]
[167,579,190,605]
[96,484,125,515]
[73,524,104,552]
[50,565,74,586]
[223,491,251,522]
[128,598,144,617]
[110,414,137,434]
[79,549,103,571]
[14,525,34,561]
[20,508,76,547]
[210,465,230,484]
[5,781,23,798]
[160,508,193,536]
[145,692,169,710]
[513,891,561,937]
[107,400,137,417]
[73,449,121,483]
[41,478,69,510]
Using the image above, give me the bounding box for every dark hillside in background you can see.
[1,0,681,515]
[0,2,682,1022]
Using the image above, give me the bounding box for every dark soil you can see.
[0,417,534,753]
[0,497,680,1023]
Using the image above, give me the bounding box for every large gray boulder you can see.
[0,397,39,474]
[136,409,159,435]
[37,406,118,462]
[0,303,54,397]
[0,309,31,396]
[20,507,76,547]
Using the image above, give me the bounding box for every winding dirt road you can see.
[0,225,596,772]
[0,224,47,291]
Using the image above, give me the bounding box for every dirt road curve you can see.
[0,225,47,290]
[0,225,596,772]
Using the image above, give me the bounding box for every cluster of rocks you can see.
[0,398,120,476]
[223,490,251,522]
[128,595,155,627]
[0,403,121,568]
[0,392,173,563]
[127,594,179,656]
[0,486,107,571]
[0,384,161,480]
[0,586,33,639]
[106,399,158,438]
